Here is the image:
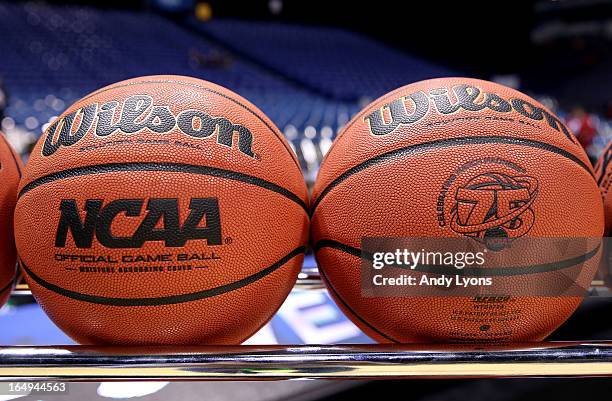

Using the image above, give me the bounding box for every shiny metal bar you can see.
[11,283,31,296]
[2,342,612,381]
[296,268,324,290]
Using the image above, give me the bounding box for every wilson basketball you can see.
[595,141,612,235]
[0,133,21,308]
[14,75,309,344]
[311,77,604,343]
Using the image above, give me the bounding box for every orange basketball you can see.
[595,141,612,235]
[0,133,21,308]
[311,77,603,343]
[14,75,309,345]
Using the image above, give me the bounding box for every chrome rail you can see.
[296,268,324,290]
[1,342,612,380]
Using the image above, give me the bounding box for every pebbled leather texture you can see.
[595,141,612,235]
[311,77,604,343]
[15,75,309,345]
[0,132,21,308]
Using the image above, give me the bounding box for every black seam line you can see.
[314,239,361,257]
[314,239,600,277]
[78,78,301,171]
[597,172,605,187]
[310,135,595,215]
[18,162,308,213]
[20,246,305,307]
[314,251,400,343]
[596,152,612,187]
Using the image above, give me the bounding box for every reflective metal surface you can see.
[12,283,30,296]
[8,273,612,381]
[1,342,612,380]
[296,268,324,290]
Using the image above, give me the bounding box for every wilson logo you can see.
[55,198,222,249]
[42,95,255,157]
[364,84,575,144]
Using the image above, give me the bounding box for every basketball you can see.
[311,77,604,343]
[0,133,21,308]
[595,141,612,235]
[14,75,309,345]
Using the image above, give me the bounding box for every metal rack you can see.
[4,274,612,380]
[2,342,612,380]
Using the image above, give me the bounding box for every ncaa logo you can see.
[437,158,538,247]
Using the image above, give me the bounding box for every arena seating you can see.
[192,18,453,101]
[0,2,389,172]
[1,2,609,171]
[0,3,298,128]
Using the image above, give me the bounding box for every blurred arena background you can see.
[1,0,612,399]
[2,0,611,177]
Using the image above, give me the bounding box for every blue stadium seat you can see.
[0,2,454,169]
[190,18,454,101]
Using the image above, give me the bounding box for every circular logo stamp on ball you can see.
[437,158,538,249]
